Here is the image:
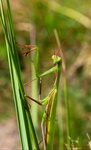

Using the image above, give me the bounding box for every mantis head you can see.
[52,55,61,65]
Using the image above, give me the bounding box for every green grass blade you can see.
[0,0,39,149]
[64,78,71,150]
[46,1,91,28]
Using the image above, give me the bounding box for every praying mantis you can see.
[15,40,62,149]
[15,16,77,150]
[15,2,78,150]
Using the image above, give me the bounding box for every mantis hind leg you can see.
[38,78,42,101]
[41,110,47,149]
[41,88,56,149]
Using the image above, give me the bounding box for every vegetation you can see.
[0,0,91,150]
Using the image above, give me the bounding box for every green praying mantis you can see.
[15,2,77,149]
[15,16,77,150]
[15,40,62,149]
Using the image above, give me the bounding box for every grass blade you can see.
[0,0,39,149]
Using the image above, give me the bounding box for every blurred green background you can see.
[0,0,91,149]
